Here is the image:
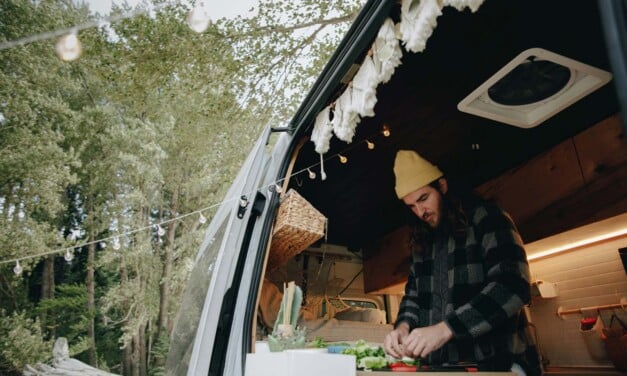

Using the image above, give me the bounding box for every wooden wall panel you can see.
[363,226,411,294]
[575,114,627,183]
[527,235,627,368]
[477,114,627,243]
[476,140,584,224]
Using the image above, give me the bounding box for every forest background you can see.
[0,0,362,374]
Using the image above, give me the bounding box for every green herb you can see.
[307,337,327,348]
[341,340,387,370]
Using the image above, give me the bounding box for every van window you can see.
[165,217,229,375]
[326,298,378,311]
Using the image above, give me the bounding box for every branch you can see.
[224,12,358,40]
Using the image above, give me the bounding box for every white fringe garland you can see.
[372,18,403,84]
[310,0,486,179]
[311,105,333,154]
[443,0,484,13]
[399,0,443,54]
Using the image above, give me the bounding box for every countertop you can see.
[543,366,627,375]
[357,372,514,375]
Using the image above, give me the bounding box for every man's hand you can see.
[383,322,410,358]
[402,321,453,358]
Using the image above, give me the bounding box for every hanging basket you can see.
[268,189,326,271]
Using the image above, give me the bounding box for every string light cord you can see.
[0,2,175,51]
[0,197,235,266]
[0,124,391,268]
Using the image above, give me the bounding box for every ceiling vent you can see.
[457,48,613,128]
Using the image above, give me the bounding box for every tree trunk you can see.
[41,256,55,336]
[132,332,140,376]
[120,255,132,376]
[156,188,179,345]
[123,344,132,376]
[87,240,97,366]
[139,321,147,376]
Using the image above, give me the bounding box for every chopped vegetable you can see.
[388,362,418,372]
[358,356,388,370]
[341,340,387,370]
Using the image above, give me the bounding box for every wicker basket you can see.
[268,189,326,271]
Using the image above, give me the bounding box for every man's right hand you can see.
[383,322,410,358]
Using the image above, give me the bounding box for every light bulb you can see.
[64,249,74,262]
[307,168,316,179]
[199,212,207,224]
[321,171,327,181]
[239,196,249,207]
[338,154,348,164]
[366,140,375,150]
[157,225,166,237]
[56,32,82,61]
[13,261,23,276]
[187,6,210,33]
[382,125,391,137]
[112,237,121,250]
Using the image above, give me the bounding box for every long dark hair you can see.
[406,177,480,258]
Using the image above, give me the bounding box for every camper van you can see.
[165,0,627,375]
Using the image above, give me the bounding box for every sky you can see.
[84,0,258,20]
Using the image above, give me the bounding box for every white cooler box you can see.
[245,350,356,376]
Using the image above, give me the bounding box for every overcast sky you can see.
[84,0,258,19]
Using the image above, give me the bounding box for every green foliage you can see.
[37,284,90,348]
[0,310,53,374]
[0,0,364,373]
[149,332,170,376]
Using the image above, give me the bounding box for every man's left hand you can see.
[402,321,453,358]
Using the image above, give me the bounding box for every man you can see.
[383,150,542,375]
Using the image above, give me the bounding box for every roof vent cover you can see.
[458,48,612,128]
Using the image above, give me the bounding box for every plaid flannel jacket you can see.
[395,201,542,375]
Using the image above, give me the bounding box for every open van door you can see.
[165,124,291,376]
[167,0,627,375]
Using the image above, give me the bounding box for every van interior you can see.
[255,0,627,375]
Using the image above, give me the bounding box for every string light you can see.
[382,124,391,137]
[366,140,375,150]
[55,31,82,61]
[13,261,23,276]
[0,3,173,52]
[64,249,74,263]
[112,237,121,250]
[307,168,316,179]
[187,5,211,33]
[0,123,394,268]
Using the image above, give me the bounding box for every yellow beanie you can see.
[393,150,443,199]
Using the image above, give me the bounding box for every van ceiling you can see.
[288,0,625,251]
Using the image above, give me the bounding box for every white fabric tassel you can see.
[311,105,334,154]
[372,18,403,84]
[350,55,378,118]
[443,0,484,13]
[332,89,360,143]
[319,153,327,181]
[399,0,443,53]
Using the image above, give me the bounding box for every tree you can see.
[0,0,363,374]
